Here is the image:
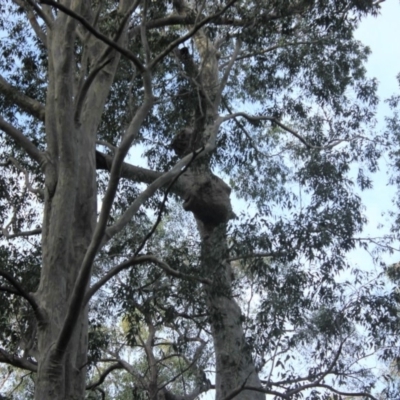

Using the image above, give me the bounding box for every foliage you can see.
[0,1,399,399]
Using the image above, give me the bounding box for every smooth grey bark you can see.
[33,2,127,397]
[201,224,264,400]
[172,0,265,393]
[189,176,264,400]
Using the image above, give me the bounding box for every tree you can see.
[0,1,398,399]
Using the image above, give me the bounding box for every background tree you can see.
[0,1,399,399]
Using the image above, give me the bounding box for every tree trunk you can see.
[33,8,101,397]
[184,169,264,400]
[199,223,264,400]
[34,128,96,398]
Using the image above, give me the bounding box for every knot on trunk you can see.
[182,173,232,228]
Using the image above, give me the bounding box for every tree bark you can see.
[199,223,264,400]
[184,169,264,400]
[33,3,122,396]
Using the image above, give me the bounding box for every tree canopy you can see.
[0,1,399,399]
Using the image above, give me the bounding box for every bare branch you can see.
[221,97,273,158]
[0,285,19,295]
[214,38,241,109]
[149,0,240,69]
[96,141,117,154]
[158,338,208,396]
[86,362,123,391]
[286,383,378,400]
[0,75,45,121]
[12,0,47,44]
[129,146,202,261]
[39,0,145,73]
[25,0,53,27]
[0,270,45,323]
[0,228,42,240]
[0,348,37,372]
[74,57,114,124]
[285,335,349,397]
[227,252,277,262]
[0,116,44,164]
[221,384,288,400]
[85,254,211,304]
[95,150,162,184]
[219,111,352,150]
[103,147,202,242]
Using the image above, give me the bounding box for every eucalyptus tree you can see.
[0,0,396,399]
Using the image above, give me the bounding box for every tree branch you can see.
[0,348,37,372]
[0,285,19,295]
[39,0,145,73]
[25,0,53,27]
[0,270,45,323]
[74,0,141,123]
[95,150,162,184]
[86,362,123,391]
[149,0,240,69]
[219,112,352,150]
[85,254,211,305]
[74,57,113,124]
[0,75,45,121]
[214,38,241,111]
[56,82,155,358]
[0,228,42,240]
[12,0,48,44]
[227,252,278,262]
[103,147,202,243]
[222,384,289,400]
[0,116,44,164]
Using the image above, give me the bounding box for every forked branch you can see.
[39,0,145,73]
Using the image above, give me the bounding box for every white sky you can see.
[349,0,400,268]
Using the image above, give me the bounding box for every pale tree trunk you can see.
[174,0,265,390]
[33,2,124,397]
[182,167,264,399]
[198,222,264,400]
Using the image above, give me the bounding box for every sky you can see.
[349,0,400,268]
